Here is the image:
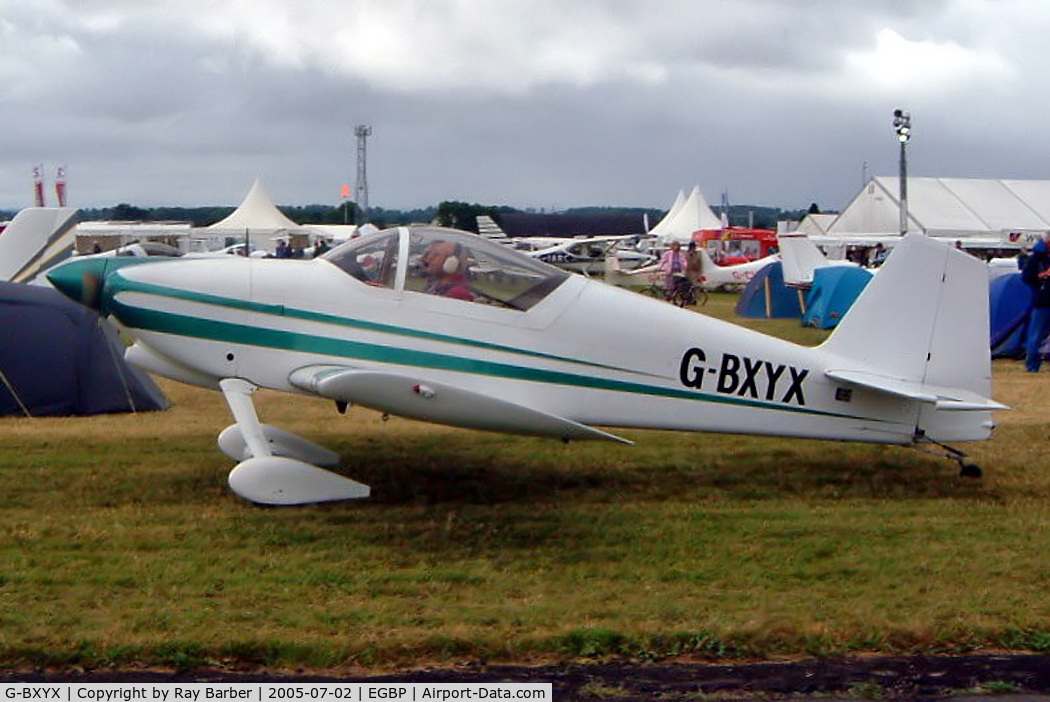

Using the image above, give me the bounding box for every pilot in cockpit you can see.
[420,240,475,301]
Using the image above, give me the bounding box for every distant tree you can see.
[109,203,150,221]
[69,200,826,232]
[365,205,438,228]
[436,201,509,232]
[280,204,356,225]
[808,203,821,215]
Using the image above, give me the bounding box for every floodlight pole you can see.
[354,124,372,226]
[893,109,911,236]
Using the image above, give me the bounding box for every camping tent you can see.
[0,282,169,416]
[801,267,873,329]
[735,262,805,319]
[989,273,1034,358]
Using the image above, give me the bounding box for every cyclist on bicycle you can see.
[658,241,689,300]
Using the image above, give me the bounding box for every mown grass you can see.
[0,292,1048,672]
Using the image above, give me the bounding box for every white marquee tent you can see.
[828,177,1050,247]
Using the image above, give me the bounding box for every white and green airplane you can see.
[48,225,1004,505]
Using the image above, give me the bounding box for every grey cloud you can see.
[1,0,1048,215]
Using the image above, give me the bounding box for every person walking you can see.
[1021,231,1050,372]
[685,241,703,285]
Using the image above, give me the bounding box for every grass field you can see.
[1,292,1048,672]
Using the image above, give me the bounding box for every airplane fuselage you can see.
[103,255,950,446]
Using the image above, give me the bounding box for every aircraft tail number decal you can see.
[680,347,809,406]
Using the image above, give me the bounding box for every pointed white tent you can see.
[649,189,686,236]
[668,189,687,218]
[650,186,723,244]
[648,189,685,240]
[208,178,302,233]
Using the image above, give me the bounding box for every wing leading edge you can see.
[289,366,633,444]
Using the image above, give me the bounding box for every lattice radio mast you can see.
[354,124,372,224]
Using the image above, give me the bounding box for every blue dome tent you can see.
[802,266,873,329]
[735,261,805,319]
[989,272,1035,358]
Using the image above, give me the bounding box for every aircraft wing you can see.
[289,365,633,444]
[825,369,1008,411]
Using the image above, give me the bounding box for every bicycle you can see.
[640,271,666,299]
[667,275,709,308]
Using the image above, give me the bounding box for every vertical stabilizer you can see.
[820,234,998,439]
[778,233,830,286]
[0,207,79,283]
[475,215,509,243]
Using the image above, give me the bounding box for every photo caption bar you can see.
[0,684,552,702]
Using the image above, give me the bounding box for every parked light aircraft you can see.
[473,218,654,276]
[696,248,780,290]
[48,226,1004,505]
[608,248,780,291]
[514,235,651,276]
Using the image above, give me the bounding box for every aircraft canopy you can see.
[324,227,570,311]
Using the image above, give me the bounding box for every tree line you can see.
[1,201,822,232]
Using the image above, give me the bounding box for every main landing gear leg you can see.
[218,378,371,505]
[914,434,982,479]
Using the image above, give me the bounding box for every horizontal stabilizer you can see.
[825,369,1008,412]
[290,365,632,444]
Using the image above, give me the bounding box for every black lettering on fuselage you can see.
[763,361,786,401]
[717,353,740,393]
[738,356,762,398]
[679,347,707,389]
[679,349,809,407]
[782,366,808,405]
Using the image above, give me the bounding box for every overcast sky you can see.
[1,0,1047,214]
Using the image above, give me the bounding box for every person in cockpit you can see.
[420,240,474,301]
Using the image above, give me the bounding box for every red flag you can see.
[341,184,351,200]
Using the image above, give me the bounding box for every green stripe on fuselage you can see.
[107,275,657,378]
